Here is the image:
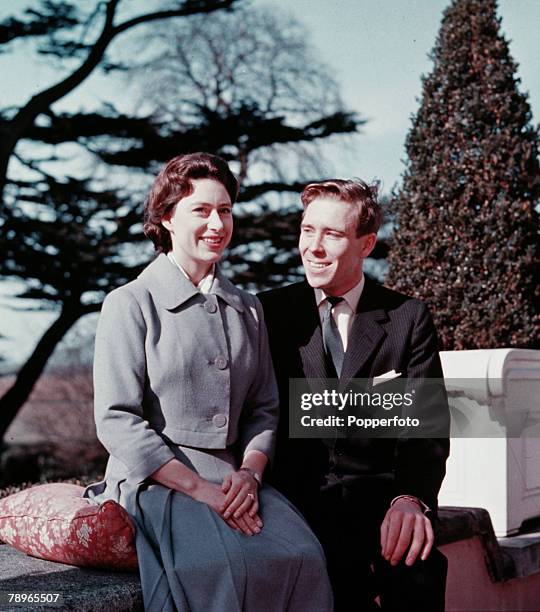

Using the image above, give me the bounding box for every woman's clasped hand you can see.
[188,470,261,536]
[221,469,261,526]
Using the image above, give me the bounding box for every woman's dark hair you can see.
[144,152,239,253]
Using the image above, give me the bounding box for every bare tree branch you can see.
[0,0,241,201]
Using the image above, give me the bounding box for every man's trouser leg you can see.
[308,477,447,611]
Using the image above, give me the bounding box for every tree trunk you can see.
[0,306,86,441]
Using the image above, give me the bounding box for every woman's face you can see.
[162,178,233,281]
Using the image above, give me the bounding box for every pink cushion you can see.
[0,483,137,571]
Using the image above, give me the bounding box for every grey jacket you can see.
[93,253,278,484]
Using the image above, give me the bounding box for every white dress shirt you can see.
[314,275,365,351]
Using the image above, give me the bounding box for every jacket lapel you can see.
[340,311,387,382]
[300,326,329,380]
[340,278,388,382]
[296,278,389,381]
[296,283,329,380]
[212,267,244,312]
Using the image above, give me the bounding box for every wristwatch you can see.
[239,467,262,487]
[390,495,431,515]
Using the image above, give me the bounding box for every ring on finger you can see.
[247,493,255,502]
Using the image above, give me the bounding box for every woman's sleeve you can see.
[239,297,280,463]
[93,287,175,483]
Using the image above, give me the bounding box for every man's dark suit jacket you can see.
[258,278,450,519]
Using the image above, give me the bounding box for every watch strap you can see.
[239,467,262,487]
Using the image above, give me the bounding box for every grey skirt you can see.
[85,445,333,612]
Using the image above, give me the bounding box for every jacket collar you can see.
[212,267,245,312]
[139,253,244,312]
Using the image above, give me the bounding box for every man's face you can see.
[299,197,376,296]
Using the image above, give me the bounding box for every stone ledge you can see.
[499,528,540,580]
[0,545,141,611]
[1,507,539,609]
[437,506,540,583]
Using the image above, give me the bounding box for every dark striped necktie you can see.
[322,296,344,376]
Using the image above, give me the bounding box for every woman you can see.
[85,153,333,612]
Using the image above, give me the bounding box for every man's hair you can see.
[143,152,239,253]
[300,179,382,236]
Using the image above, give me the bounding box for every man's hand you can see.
[380,498,433,566]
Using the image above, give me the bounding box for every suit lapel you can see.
[294,278,389,381]
[341,311,387,381]
[295,283,329,380]
[340,279,388,382]
[300,325,329,379]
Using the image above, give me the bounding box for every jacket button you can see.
[204,302,217,313]
[213,414,228,428]
[215,356,228,369]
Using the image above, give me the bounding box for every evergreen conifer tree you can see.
[386,0,539,349]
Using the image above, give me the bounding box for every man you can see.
[258,179,449,611]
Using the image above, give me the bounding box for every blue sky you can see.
[271,0,540,191]
[1,0,539,365]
